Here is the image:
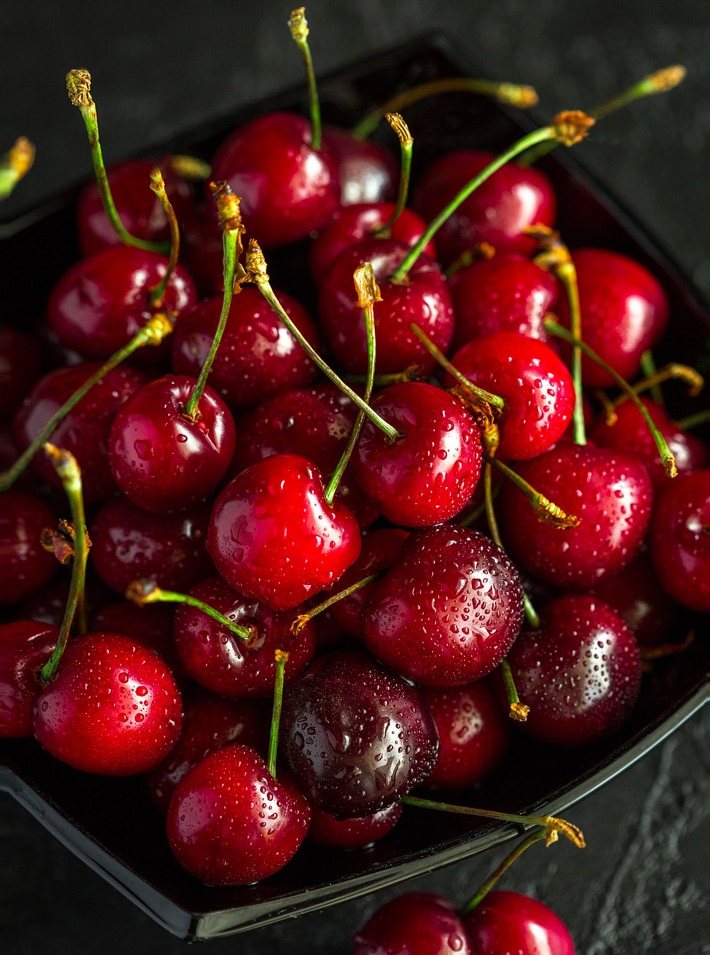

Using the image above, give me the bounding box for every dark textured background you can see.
[0,1,708,952]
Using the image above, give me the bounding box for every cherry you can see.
[209,111,340,247]
[448,252,559,350]
[353,891,472,955]
[497,442,653,589]
[0,620,59,737]
[207,452,362,611]
[505,594,642,747]
[172,574,317,697]
[308,800,403,850]
[420,677,511,791]
[90,600,183,678]
[12,361,148,504]
[362,523,525,686]
[89,496,213,596]
[411,148,556,265]
[317,236,454,376]
[320,124,398,205]
[46,244,197,362]
[166,742,311,886]
[170,285,320,413]
[463,889,575,955]
[280,649,439,818]
[649,468,710,613]
[446,330,575,461]
[108,373,237,513]
[0,323,43,423]
[0,488,59,607]
[350,380,483,528]
[555,247,669,389]
[33,630,183,775]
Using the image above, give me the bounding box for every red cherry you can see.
[33,631,183,775]
[308,801,403,850]
[90,600,183,679]
[209,111,340,247]
[0,620,58,737]
[320,124,398,205]
[207,453,362,610]
[0,323,43,422]
[463,889,575,955]
[0,488,59,607]
[354,891,473,955]
[166,742,311,885]
[108,374,237,513]
[411,148,556,265]
[350,380,482,528]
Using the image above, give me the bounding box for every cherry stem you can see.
[544,319,679,477]
[39,446,91,684]
[401,794,586,849]
[324,263,381,504]
[499,659,530,722]
[290,573,379,635]
[268,649,289,779]
[676,408,710,431]
[245,239,401,442]
[372,113,413,238]
[288,7,322,151]
[65,69,169,254]
[0,136,35,200]
[0,312,175,493]
[169,153,212,181]
[639,350,665,407]
[183,182,244,420]
[488,454,580,529]
[147,169,181,308]
[351,77,538,140]
[389,112,594,283]
[124,579,259,647]
[461,829,548,914]
[623,360,704,403]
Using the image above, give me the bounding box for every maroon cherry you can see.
[350,380,483,528]
[0,488,59,607]
[411,148,556,265]
[446,330,575,461]
[0,323,43,422]
[207,452,362,610]
[308,801,403,850]
[353,891,472,955]
[209,111,340,247]
[448,252,559,350]
[170,285,320,413]
[280,649,439,818]
[34,630,184,775]
[108,374,237,513]
[317,236,454,376]
[166,742,311,885]
[90,599,183,679]
[555,247,669,388]
[320,123,398,205]
[498,442,654,589]
[362,523,525,686]
[463,889,575,955]
[0,620,59,737]
[649,468,710,613]
[505,594,642,746]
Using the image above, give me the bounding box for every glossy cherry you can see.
[463,889,575,955]
[0,619,59,737]
[308,801,403,850]
[0,488,59,607]
[320,123,398,205]
[353,891,472,955]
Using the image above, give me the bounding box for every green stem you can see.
[462,829,548,914]
[0,136,35,200]
[489,455,580,529]
[268,650,288,779]
[290,573,379,635]
[147,169,181,308]
[373,113,413,238]
[499,659,530,722]
[288,8,322,150]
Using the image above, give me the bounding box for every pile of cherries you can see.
[1,9,709,952]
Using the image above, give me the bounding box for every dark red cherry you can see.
[556,248,669,388]
[505,594,642,746]
[354,891,472,955]
[0,323,43,422]
[351,380,482,528]
[649,468,710,613]
[209,111,340,247]
[173,574,317,697]
[166,742,311,885]
[90,600,183,679]
[317,236,454,376]
[75,156,195,256]
[448,252,559,350]
[170,285,320,413]
[12,361,148,504]
[0,620,58,737]
[108,374,236,513]
[362,523,525,686]
[89,496,213,596]
[308,800,403,850]
[320,124,398,205]
[0,488,59,607]
[207,453,362,610]
[498,442,653,589]
[411,148,556,265]
[463,889,575,955]
[280,649,439,818]
[446,330,575,461]
[34,630,183,775]
[46,244,197,362]
[420,677,511,791]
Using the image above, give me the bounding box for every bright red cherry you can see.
[354,891,473,955]
[463,889,575,955]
